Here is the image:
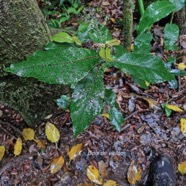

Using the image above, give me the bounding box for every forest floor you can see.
[0,0,186,185]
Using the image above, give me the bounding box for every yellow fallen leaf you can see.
[127,161,142,184]
[103,180,117,186]
[68,143,83,160]
[87,165,103,185]
[45,122,60,143]
[101,113,110,119]
[35,138,46,150]
[166,104,183,112]
[110,18,116,23]
[143,97,158,109]
[50,155,64,174]
[14,137,22,156]
[0,146,5,161]
[22,128,35,140]
[178,161,186,174]
[178,63,186,70]
[180,118,186,136]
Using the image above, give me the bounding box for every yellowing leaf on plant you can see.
[178,161,186,174]
[145,81,150,87]
[0,146,5,161]
[14,137,22,156]
[178,63,186,70]
[127,161,142,185]
[99,47,113,62]
[68,143,83,160]
[86,165,103,185]
[72,36,82,46]
[165,104,183,112]
[45,122,60,143]
[101,113,110,119]
[51,32,74,43]
[22,128,35,140]
[35,138,46,150]
[180,118,186,136]
[103,180,117,186]
[50,155,64,174]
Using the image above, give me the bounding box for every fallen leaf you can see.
[165,104,183,112]
[14,137,22,156]
[101,113,110,119]
[50,155,64,174]
[98,160,108,178]
[178,63,186,70]
[0,146,5,161]
[127,161,142,184]
[87,165,103,185]
[22,128,35,140]
[103,180,118,186]
[180,118,186,136]
[35,138,46,150]
[143,97,158,109]
[68,143,83,160]
[178,161,186,174]
[45,122,60,143]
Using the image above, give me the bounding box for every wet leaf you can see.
[180,118,186,136]
[178,161,186,174]
[22,128,35,140]
[86,165,103,185]
[50,155,64,174]
[14,137,22,156]
[165,104,183,112]
[103,180,117,186]
[68,143,83,160]
[0,146,5,161]
[45,122,60,143]
[127,161,142,184]
[99,47,113,62]
[52,32,74,43]
[178,63,186,70]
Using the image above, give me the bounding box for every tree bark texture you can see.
[0,0,70,126]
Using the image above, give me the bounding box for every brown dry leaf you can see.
[127,161,142,184]
[180,118,186,136]
[14,137,22,156]
[0,146,5,161]
[166,104,183,112]
[50,155,64,174]
[178,161,186,174]
[143,97,159,109]
[45,122,60,143]
[87,165,103,185]
[103,180,118,186]
[35,138,46,150]
[22,128,35,140]
[68,143,83,160]
[98,160,108,178]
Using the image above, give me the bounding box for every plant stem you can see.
[137,0,145,16]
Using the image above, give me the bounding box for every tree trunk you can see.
[0,0,70,126]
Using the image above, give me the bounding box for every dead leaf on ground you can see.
[68,143,83,160]
[22,128,35,140]
[14,137,22,156]
[45,122,60,143]
[50,155,65,174]
[0,145,5,161]
[165,104,183,112]
[180,118,186,136]
[178,161,186,174]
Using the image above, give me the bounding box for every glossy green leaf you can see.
[52,32,74,43]
[5,43,100,85]
[56,95,70,109]
[169,0,186,11]
[134,31,152,53]
[78,22,112,43]
[70,68,105,137]
[137,1,176,34]
[104,89,117,107]
[110,53,175,88]
[164,23,179,50]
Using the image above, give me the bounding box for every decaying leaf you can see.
[45,122,60,143]
[178,161,186,174]
[0,146,5,161]
[50,155,65,174]
[143,97,159,109]
[87,165,103,185]
[22,128,35,140]
[127,161,142,184]
[103,180,118,186]
[166,104,183,112]
[14,137,22,156]
[35,138,46,150]
[68,143,83,160]
[180,118,186,136]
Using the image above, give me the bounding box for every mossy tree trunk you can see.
[0,0,70,125]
